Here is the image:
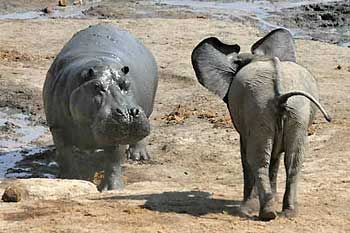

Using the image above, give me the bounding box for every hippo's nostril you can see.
[115,108,124,116]
[129,108,140,117]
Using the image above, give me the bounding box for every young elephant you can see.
[191,29,331,220]
[43,24,158,191]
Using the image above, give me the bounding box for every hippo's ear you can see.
[191,37,240,100]
[121,66,129,75]
[251,28,296,62]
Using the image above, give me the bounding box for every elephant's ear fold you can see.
[191,37,240,99]
[251,28,296,62]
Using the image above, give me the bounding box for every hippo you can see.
[43,24,158,191]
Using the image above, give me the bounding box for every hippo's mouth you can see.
[92,118,150,145]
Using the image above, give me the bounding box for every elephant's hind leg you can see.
[240,136,259,216]
[282,122,306,218]
[247,132,277,221]
[269,138,283,201]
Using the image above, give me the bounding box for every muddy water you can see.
[0,0,101,20]
[0,0,348,45]
[0,8,85,20]
[0,107,56,178]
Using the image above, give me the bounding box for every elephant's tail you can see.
[278,91,332,122]
[272,57,283,96]
[272,56,331,122]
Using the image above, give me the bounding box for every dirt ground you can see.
[0,1,350,232]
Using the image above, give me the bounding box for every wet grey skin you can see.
[43,24,158,191]
[191,28,331,221]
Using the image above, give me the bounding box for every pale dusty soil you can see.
[0,14,349,233]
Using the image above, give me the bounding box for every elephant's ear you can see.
[191,37,240,99]
[251,28,296,62]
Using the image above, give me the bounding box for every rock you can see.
[2,186,27,202]
[0,179,98,201]
[42,6,54,14]
[58,0,67,7]
[73,0,83,5]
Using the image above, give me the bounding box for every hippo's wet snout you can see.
[112,108,124,117]
[129,107,140,118]
[111,106,145,121]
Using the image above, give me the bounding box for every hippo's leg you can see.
[127,139,150,161]
[51,128,76,179]
[98,145,124,191]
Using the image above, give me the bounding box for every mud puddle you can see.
[0,107,57,178]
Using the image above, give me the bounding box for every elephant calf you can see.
[192,28,331,220]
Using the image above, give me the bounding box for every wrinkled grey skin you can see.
[43,24,158,191]
[192,29,331,221]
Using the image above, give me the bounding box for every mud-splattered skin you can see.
[43,24,158,190]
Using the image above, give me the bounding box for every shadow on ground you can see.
[96,191,250,217]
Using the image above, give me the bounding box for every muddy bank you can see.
[158,0,349,46]
[270,1,350,46]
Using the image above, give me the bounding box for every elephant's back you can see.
[230,60,318,100]
[228,60,318,132]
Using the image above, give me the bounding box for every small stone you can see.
[73,0,83,5]
[161,145,168,151]
[58,0,67,7]
[336,65,342,70]
[42,6,53,14]
[2,186,24,202]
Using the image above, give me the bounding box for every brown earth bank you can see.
[0,2,350,233]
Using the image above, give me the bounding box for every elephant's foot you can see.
[97,176,124,192]
[259,195,277,221]
[282,205,298,218]
[259,208,277,221]
[240,198,259,217]
[127,143,150,161]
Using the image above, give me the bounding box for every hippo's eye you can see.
[94,82,106,93]
[119,80,130,92]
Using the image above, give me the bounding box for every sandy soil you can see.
[0,1,350,232]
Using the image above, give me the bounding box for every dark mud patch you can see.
[0,74,44,120]
[157,0,349,46]
[159,104,232,128]
[269,1,350,46]
[82,2,201,19]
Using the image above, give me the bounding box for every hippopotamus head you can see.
[69,63,150,146]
